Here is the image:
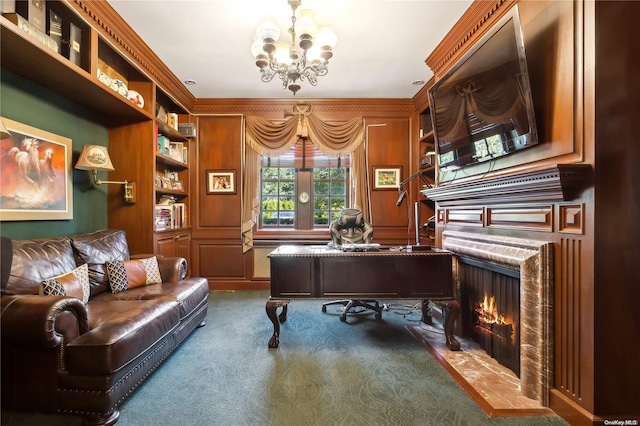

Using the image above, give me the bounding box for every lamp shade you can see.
[75,145,115,171]
[315,26,337,48]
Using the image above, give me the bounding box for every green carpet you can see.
[2,290,569,425]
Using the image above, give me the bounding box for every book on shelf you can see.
[154,205,173,231]
[154,202,186,230]
[3,12,59,54]
[173,203,186,228]
[62,21,81,66]
[46,7,61,53]
[15,0,45,32]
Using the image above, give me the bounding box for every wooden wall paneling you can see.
[195,115,243,230]
[108,121,156,255]
[366,117,411,235]
[486,205,554,231]
[592,0,640,416]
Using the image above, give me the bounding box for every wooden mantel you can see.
[421,164,592,207]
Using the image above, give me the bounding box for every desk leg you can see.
[434,300,461,351]
[266,299,290,349]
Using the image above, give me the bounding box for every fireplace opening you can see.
[459,256,521,377]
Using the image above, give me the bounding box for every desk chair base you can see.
[322,299,383,322]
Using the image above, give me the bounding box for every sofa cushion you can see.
[66,299,180,375]
[91,277,209,320]
[105,257,162,293]
[40,263,90,304]
[71,229,130,297]
[7,237,76,295]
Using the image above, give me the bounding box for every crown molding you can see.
[425,0,515,80]
[192,98,416,117]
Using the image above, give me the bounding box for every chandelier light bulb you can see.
[315,26,337,48]
[250,38,265,58]
[296,9,318,38]
[273,43,292,64]
[306,45,322,63]
[256,20,280,42]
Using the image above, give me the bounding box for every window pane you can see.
[314,196,329,210]
[314,181,329,195]
[330,197,346,210]
[280,168,295,179]
[280,181,295,194]
[262,181,278,195]
[262,167,279,179]
[330,168,346,179]
[314,211,329,225]
[330,181,346,195]
[313,168,330,179]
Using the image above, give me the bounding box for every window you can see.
[260,166,348,229]
[312,167,347,226]
[261,167,295,226]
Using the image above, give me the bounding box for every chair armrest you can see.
[1,295,89,348]
[156,257,187,282]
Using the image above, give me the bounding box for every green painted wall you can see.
[1,69,109,240]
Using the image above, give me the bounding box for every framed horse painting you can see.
[0,117,73,220]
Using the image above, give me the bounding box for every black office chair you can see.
[322,209,382,322]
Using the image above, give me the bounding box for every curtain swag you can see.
[241,111,368,253]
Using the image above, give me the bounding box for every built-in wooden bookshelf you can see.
[1,2,195,264]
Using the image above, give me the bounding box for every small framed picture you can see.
[373,166,402,190]
[165,171,179,181]
[182,146,188,164]
[171,180,184,191]
[206,170,236,194]
[168,142,184,163]
[160,177,172,189]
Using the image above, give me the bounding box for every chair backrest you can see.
[329,209,373,245]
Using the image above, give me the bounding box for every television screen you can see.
[429,6,538,171]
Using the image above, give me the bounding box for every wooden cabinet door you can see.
[175,233,191,276]
[155,234,177,258]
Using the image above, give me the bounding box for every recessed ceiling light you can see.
[184,79,197,85]
[412,80,425,86]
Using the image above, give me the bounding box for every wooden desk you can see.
[267,245,460,350]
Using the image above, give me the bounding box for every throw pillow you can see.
[105,256,162,293]
[40,263,90,304]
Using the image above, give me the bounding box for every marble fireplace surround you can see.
[442,230,553,406]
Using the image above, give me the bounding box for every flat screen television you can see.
[429,6,538,171]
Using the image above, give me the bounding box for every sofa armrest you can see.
[156,257,187,282]
[1,295,89,348]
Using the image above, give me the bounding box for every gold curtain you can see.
[241,109,367,253]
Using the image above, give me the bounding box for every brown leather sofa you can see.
[0,229,209,425]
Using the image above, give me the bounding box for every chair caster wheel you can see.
[375,312,382,320]
[340,316,347,322]
[322,306,327,313]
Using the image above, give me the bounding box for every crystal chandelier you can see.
[250,0,337,95]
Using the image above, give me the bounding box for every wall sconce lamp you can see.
[74,145,136,204]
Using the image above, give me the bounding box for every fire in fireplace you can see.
[459,256,520,376]
[474,293,514,343]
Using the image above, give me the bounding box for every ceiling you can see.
[108,0,473,100]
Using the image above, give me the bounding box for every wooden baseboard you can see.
[549,390,602,426]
